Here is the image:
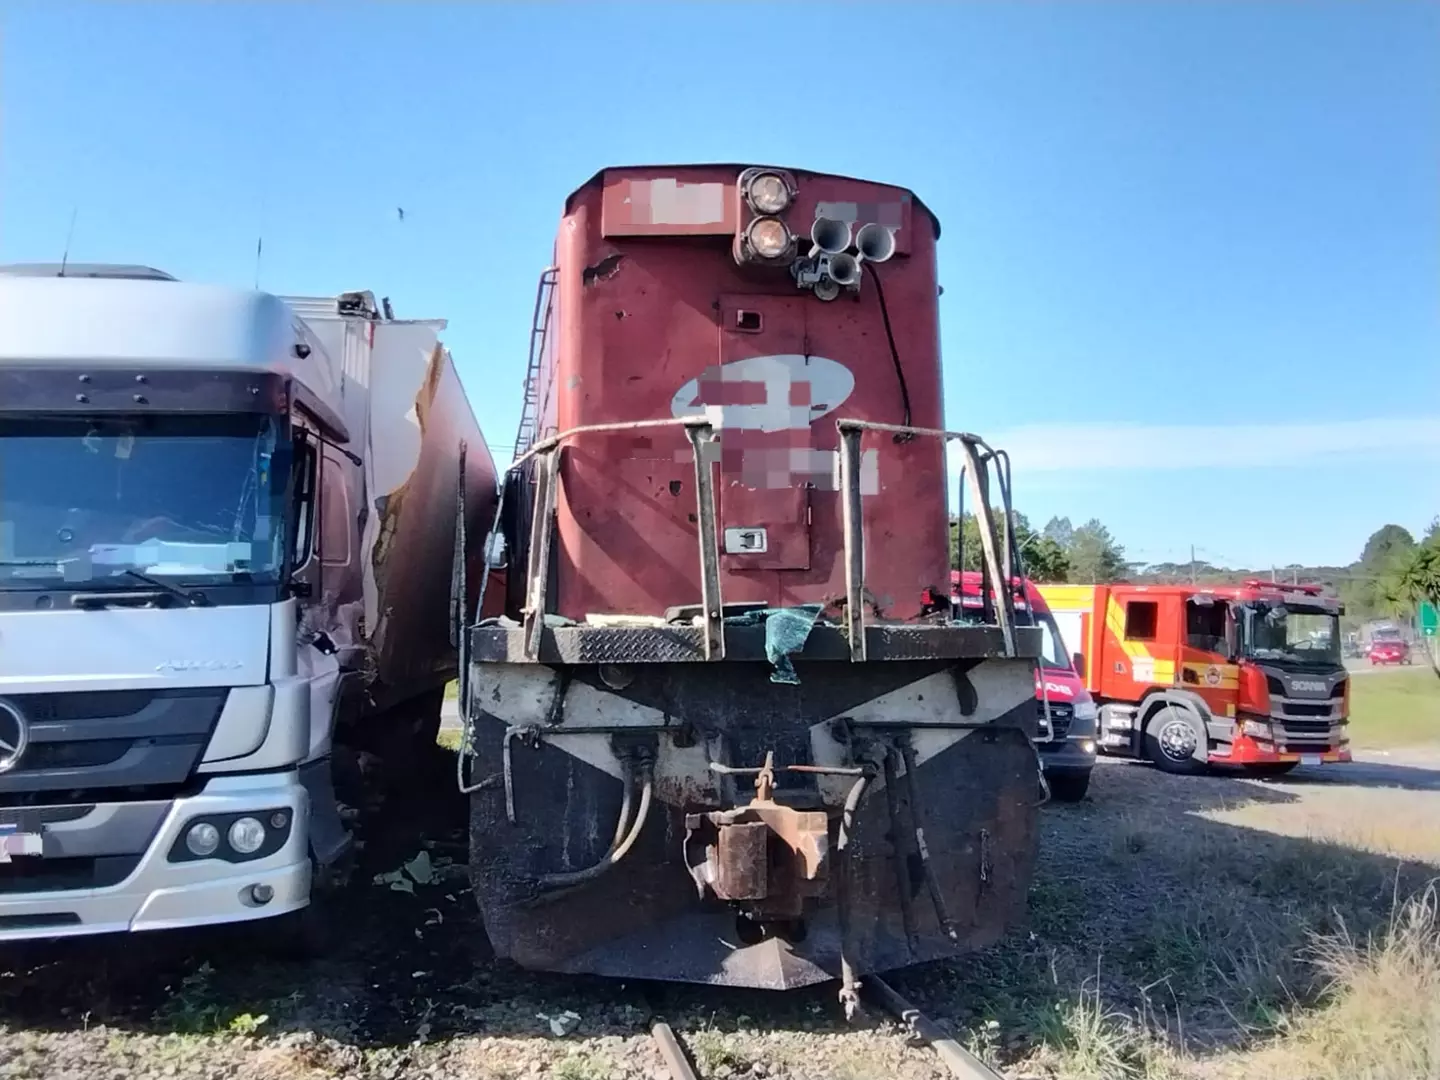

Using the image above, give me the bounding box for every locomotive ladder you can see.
[511,266,559,462]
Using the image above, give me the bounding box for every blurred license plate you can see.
[0,833,42,862]
[1300,754,1322,766]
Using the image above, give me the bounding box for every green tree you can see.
[1383,527,1440,613]
[1345,524,1420,621]
[1360,524,1417,567]
[948,509,1070,583]
[1041,516,1075,550]
[1068,519,1127,583]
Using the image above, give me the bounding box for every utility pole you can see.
[1190,545,1196,585]
[1271,565,1277,583]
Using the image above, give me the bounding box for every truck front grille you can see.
[0,689,227,805]
[1278,718,1343,748]
[0,854,142,894]
[1038,702,1073,746]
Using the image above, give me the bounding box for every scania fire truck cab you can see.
[1038,581,1349,777]
[953,572,1097,800]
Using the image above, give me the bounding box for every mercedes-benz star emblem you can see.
[0,700,30,774]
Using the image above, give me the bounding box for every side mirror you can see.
[1072,652,1086,679]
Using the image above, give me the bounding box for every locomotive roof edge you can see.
[565,163,942,239]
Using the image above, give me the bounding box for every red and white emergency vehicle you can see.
[953,572,1097,801]
[1038,581,1350,777]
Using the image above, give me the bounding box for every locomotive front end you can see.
[458,165,1045,996]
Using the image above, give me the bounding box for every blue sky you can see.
[3,1,1436,569]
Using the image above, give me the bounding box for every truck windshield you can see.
[1036,610,1072,672]
[0,413,285,586]
[1242,604,1341,667]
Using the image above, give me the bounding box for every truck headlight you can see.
[228,817,267,856]
[1241,719,1273,740]
[1073,701,1098,722]
[185,822,221,858]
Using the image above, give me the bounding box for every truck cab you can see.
[0,265,491,944]
[1038,581,1349,776]
[952,572,1097,800]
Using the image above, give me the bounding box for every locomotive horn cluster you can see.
[809,216,852,257]
[795,215,896,298]
[827,251,862,286]
[855,221,897,264]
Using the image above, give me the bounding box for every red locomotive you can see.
[458,165,1045,1001]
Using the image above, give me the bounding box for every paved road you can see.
[1288,745,1440,791]
[1345,658,1422,676]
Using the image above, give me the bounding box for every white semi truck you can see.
[0,264,496,943]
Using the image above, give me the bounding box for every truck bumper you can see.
[1038,737,1097,774]
[0,772,310,942]
[1211,734,1352,767]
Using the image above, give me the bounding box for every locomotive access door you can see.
[714,295,813,572]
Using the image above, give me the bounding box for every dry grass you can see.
[913,759,1440,1079]
[1026,975,1182,1079]
[1203,884,1440,1079]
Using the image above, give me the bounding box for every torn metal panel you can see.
[282,306,500,714]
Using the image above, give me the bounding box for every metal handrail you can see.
[835,419,1018,659]
[511,416,724,661]
[475,413,1019,664]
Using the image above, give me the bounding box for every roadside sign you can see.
[1421,601,1438,638]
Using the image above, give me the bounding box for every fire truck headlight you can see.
[745,172,792,215]
[746,216,793,260]
[1241,719,1273,740]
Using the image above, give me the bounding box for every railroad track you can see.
[649,978,1006,1080]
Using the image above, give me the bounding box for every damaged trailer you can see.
[0,266,496,945]
[454,165,1046,1002]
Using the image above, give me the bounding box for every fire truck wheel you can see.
[1144,704,1207,775]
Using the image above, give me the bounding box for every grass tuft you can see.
[1031,974,1179,1080]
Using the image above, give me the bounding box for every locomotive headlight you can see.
[746,172,791,215]
[746,216,793,260]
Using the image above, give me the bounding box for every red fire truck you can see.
[953,572,1097,800]
[1038,581,1349,776]
[454,164,1048,1001]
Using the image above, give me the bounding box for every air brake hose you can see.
[537,764,654,890]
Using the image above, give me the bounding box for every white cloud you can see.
[949,416,1440,473]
